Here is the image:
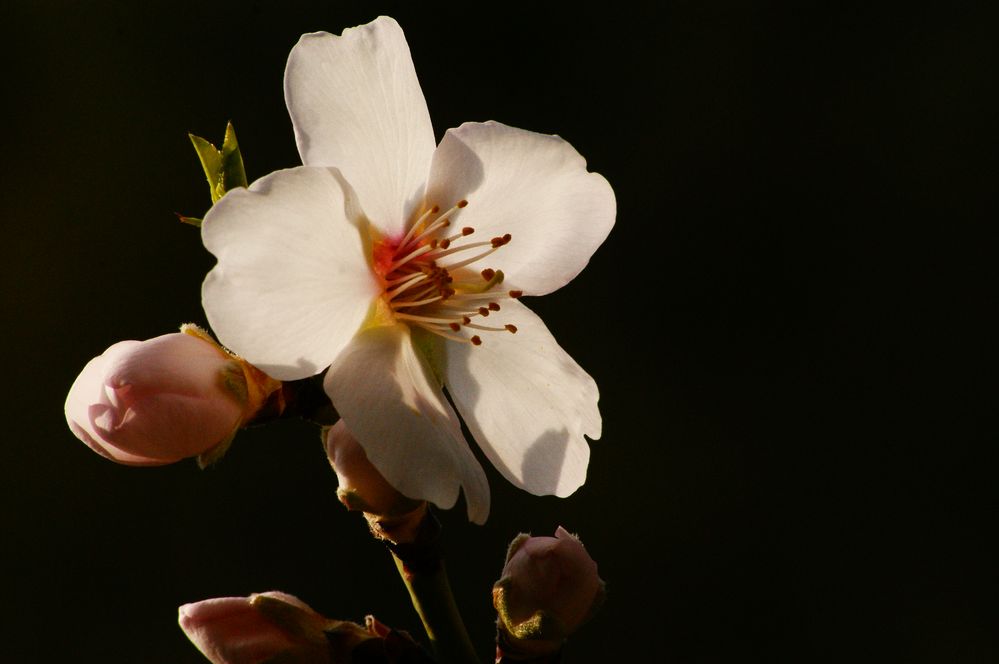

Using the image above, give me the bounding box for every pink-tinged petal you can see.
[285,16,435,237]
[326,420,422,517]
[324,324,490,524]
[425,121,615,296]
[178,592,330,664]
[92,334,244,459]
[443,300,599,497]
[64,334,248,465]
[65,344,167,466]
[202,166,380,381]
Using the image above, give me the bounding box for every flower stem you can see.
[387,509,481,664]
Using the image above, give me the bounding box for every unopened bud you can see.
[178,592,432,664]
[64,327,280,466]
[493,527,605,659]
[178,591,330,664]
[325,421,425,543]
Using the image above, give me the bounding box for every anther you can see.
[462,227,474,236]
[509,290,523,299]
[457,199,468,208]
[449,322,461,332]
[505,324,518,333]
[490,234,512,248]
[478,307,490,317]
[439,238,451,250]
[470,335,482,346]
[488,302,501,311]
[461,316,471,324]
[481,268,495,281]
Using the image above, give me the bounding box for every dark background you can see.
[3,1,995,662]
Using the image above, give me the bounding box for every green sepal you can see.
[503,532,532,565]
[219,359,250,406]
[250,595,328,643]
[189,121,248,204]
[175,213,203,228]
[493,578,568,642]
[197,430,236,469]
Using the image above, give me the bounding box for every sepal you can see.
[181,121,248,226]
[190,121,248,204]
[180,323,283,468]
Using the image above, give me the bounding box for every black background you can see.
[3,2,995,662]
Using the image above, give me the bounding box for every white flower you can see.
[201,16,615,523]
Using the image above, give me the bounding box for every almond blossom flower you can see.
[201,16,614,523]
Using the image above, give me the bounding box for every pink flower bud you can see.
[493,527,605,655]
[325,420,422,517]
[178,591,331,664]
[64,331,251,465]
[326,420,428,543]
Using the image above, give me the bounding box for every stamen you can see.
[426,239,494,259]
[395,312,466,325]
[386,271,428,287]
[464,322,514,332]
[404,283,443,302]
[390,295,443,309]
[385,273,428,300]
[396,206,439,250]
[388,244,433,272]
[440,290,509,303]
[439,227,475,245]
[435,302,496,316]
[441,247,500,271]
[402,201,467,251]
[413,323,477,344]
[442,269,503,296]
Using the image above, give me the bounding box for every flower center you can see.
[373,200,520,346]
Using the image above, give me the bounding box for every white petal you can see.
[285,16,435,237]
[325,324,490,523]
[443,300,599,497]
[202,167,380,381]
[425,121,615,295]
